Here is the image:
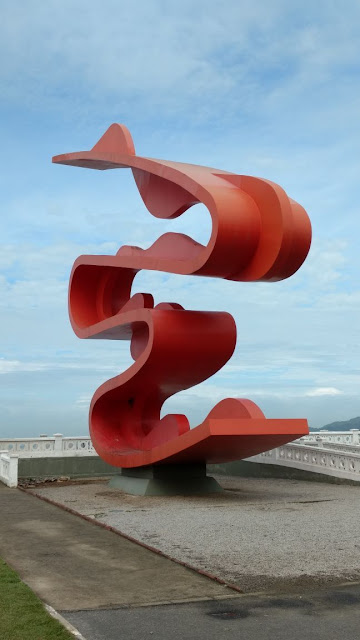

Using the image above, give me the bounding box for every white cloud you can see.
[306,387,343,397]
[0,358,46,374]
[76,393,92,408]
[1,0,359,125]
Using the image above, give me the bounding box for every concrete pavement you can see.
[0,483,235,611]
[2,481,360,640]
[63,587,360,640]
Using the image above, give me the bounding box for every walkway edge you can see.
[19,487,244,595]
[45,604,87,640]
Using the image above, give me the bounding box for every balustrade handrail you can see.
[279,442,360,457]
[303,430,359,436]
[300,430,360,446]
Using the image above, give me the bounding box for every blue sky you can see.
[0,0,359,437]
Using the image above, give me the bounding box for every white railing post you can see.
[53,433,63,454]
[0,453,5,485]
[351,430,360,445]
[8,454,19,487]
[0,452,18,487]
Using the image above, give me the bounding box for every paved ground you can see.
[30,474,360,592]
[2,479,360,639]
[64,586,360,640]
[0,483,234,611]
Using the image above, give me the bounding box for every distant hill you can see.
[317,417,360,431]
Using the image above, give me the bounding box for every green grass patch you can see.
[0,558,74,640]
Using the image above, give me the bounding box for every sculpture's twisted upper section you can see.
[53,124,311,468]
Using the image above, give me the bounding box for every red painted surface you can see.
[53,124,312,468]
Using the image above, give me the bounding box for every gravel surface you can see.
[29,475,360,593]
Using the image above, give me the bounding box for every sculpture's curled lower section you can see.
[53,124,312,468]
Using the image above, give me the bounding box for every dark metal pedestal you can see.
[108,464,223,496]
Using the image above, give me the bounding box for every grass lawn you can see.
[0,558,74,640]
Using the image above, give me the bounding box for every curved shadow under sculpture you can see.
[53,124,312,468]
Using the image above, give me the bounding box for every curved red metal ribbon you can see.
[53,124,311,468]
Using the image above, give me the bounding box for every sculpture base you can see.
[108,464,223,496]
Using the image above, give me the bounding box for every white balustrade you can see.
[0,435,97,486]
[246,442,360,482]
[2,432,360,488]
[0,434,96,458]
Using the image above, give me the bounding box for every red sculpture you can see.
[53,124,311,469]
